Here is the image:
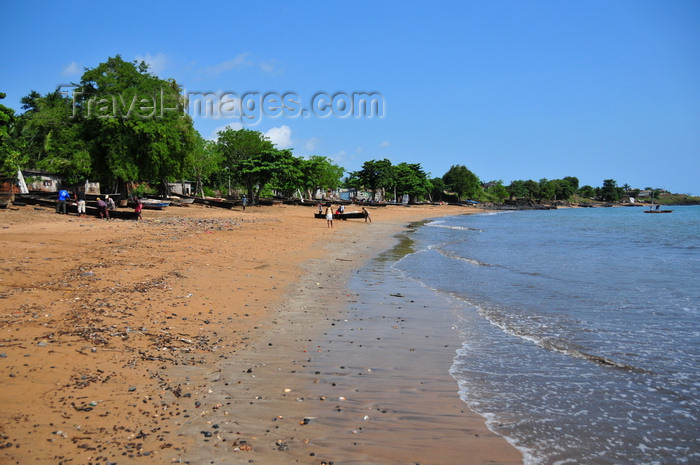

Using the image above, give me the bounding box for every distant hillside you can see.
[654,193,700,205]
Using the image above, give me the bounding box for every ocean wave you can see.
[479,308,645,372]
[432,245,493,267]
[426,223,482,232]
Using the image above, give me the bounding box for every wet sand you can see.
[0,202,521,464]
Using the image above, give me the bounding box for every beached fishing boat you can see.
[168,196,195,206]
[0,192,14,208]
[132,198,170,210]
[193,197,235,209]
[314,211,366,220]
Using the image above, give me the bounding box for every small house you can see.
[20,170,64,193]
[167,180,193,196]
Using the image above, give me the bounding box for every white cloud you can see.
[329,150,349,165]
[355,146,364,154]
[205,53,252,76]
[265,125,293,149]
[260,59,284,75]
[379,141,391,149]
[62,61,80,77]
[304,137,319,152]
[209,122,243,140]
[135,52,168,75]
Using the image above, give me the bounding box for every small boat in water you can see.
[644,192,673,213]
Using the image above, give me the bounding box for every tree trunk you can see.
[254,185,262,204]
[246,182,255,205]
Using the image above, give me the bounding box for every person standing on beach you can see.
[242,195,247,211]
[362,207,372,222]
[76,189,86,217]
[325,205,334,228]
[134,197,143,220]
[56,189,70,214]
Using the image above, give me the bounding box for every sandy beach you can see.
[0,202,521,465]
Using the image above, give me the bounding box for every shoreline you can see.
[286,226,523,465]
[0,203,520,464]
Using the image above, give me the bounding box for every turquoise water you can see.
[387,206,699,464]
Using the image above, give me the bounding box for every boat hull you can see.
[315,211,366,220]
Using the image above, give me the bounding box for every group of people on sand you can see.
[95,195,116,219]
[319,203,372,228]
[55,189,142,220]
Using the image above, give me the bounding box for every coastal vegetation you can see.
[1,56,697,205]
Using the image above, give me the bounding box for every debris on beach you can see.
[275,439,289,451]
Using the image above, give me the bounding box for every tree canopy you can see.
[7,55,197,190]
[298,156,345,199]
[0,93,27,178]
[0,56,667,204]
[353,158,394,201]
[215,127,275,201]
[77,55,196,189]
[442,164,480,201]
[599,179,624,202]
[393,162,430,203]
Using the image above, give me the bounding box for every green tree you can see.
[428,177,446,202]
[563,176,579,191]
[268,150,304,198]
[523,180,540,200]
[483,180,509,203]
[216,127,275,201]
[299,156,345,200]
[77,55,196,190]
[15,89,90,184]
[394,162,429,203]
[343,171,361,199]
[539,178,556,201]
[442,164,480,201]
[578,185,596,198]
[185,134,221,197]
[552,179,576,200]
[600,179,622,202]
[354,158,394,201]
[507,180,528,199]
[0,93,28,177]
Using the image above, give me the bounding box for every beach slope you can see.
[0,203,520,464]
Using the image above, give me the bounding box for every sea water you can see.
[377,206,699,465]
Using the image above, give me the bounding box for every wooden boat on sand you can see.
[315,211,366,220]
[136,199,170,210]
[168,196,195,206]
[0,192,14,208]
[193,197,235,209]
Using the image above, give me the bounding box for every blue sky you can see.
[2,0,699,194]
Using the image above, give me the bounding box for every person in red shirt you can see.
[134,198,143,220]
